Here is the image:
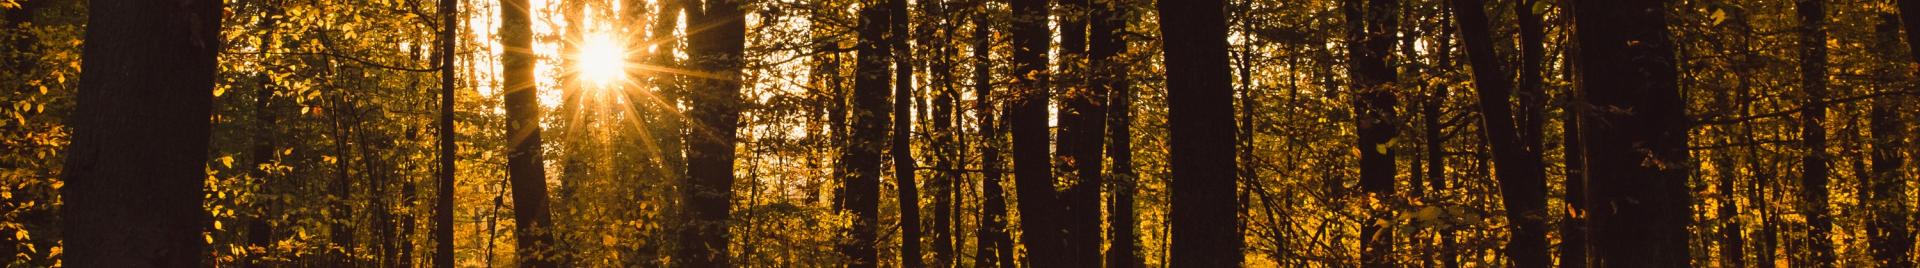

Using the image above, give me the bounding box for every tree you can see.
[59,0,221,264]
[972,4,1016,267]
[1447,0,1549,266]
[843,0,892,266]
[1061,0,1108,263]
[1871,8,1914,268]
[676,0,747,266]
[1570,0,1691,265]
[1342,0,1399,264]
[889,0,922,265]
[501,0,558,262]
[1095,0,1139,266]
[1794,0,1837,265]
[433,0,460,264]
[1008,0,1071,265]
[1157,0,1243,266]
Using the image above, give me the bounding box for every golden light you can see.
[577,34,627,86]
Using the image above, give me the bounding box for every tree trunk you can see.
[1871,10,1914,268]
[1448,0,1550,267]
[245,4,284,266]
[889,0,923,265]
[1157,0,1244,266]
[1055,0,1104,265]
[1095,0,1138,266]
[930,0,957,265]
[971,6,1015,267]
[501,0,557,262]
[1795,0,1837,265]
[60,0,220,264]
[844,1,892,266]
[1430,6,1459,267]
[1343,0,1399,264]
[677,0,746,266]
[1569,0,1692,266]
[433,0,460,264]
[1009,0,1070,265]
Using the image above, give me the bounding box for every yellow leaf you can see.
[218,155,235,168]
[214,221,224,231]
[1374,144,1389,154]
[14,229,27,240]
[213,87,226,97]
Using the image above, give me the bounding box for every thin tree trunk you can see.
[1157,0,1244,266]
[845,1,893,266]
[1448,0,1550,266]
[60,0,220,264]
[1431,5,1459,267]
[432,0,460,264]
[1569,0,1692,265]
[1096,0,1139,266]
[245,4,284,266]
[1795,0,1836,265]
[928,0,958,266]
[889,0,923,265]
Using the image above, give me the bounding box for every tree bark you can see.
[1343,0,1399,264]
[1095,0,1138,266]
[844,1,892,266]
[1795,0,1837,265]
[1871,10,1914,268]
[677,0,747,266]
[1448,0,1550,267]
[1157,0,1244,266]
[1053,0,1103,265]
[60,0,219,265]
[501,0,557,262]
[971,6,1015,267]
[889,0,923,265]
[433,0,460,264]
[1009,0,1070,265]
[1569,0,1692,266]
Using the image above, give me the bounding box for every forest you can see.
[1,0,1918,266]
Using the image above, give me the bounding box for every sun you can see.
[577,34,627,86]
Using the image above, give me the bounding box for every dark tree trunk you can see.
[1448,0,1550,267]
[1095,0,1139,266]
[889,0,923,265]
[1570,0,1692,266]
[1713,17,1745,267]
[501,0,557,263]
[1795,0,1837,266]
[433,0,460,263]
[676,0,746,266]
[844,1,892,266]
[971,6,1015,267]
[60,0,220,264]
[1343,0,1399,264]
[1055,0,1104,265]
[1430,6,1459,267]
[930,0,958,265]
[245,4,284,266]
[1009,0,1070,265]
[1871,10,1914,268]
[1560,30,1587,268]
[1157,0,1244,266]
